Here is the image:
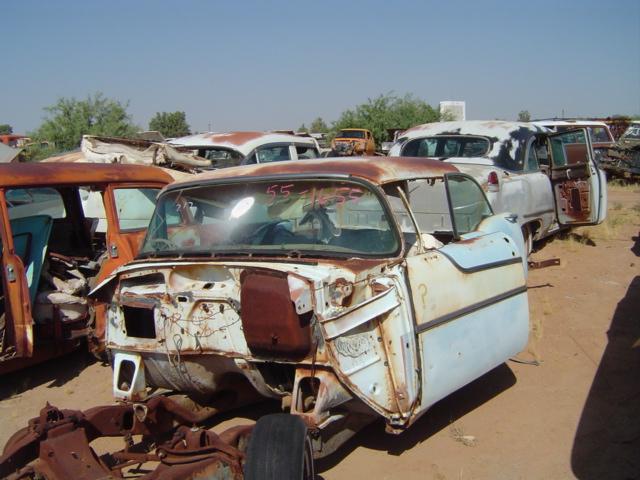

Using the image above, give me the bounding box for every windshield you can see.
[402,136,490,158]
[622,125,640,140]
[140,179,400,258]
[338,130,365,139]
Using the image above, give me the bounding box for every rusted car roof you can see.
[401,120,547,138]
[168,156,458,190]
[0,162,174,188]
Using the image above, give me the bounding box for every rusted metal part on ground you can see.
[528,258,561,269]
[0,400,252,480]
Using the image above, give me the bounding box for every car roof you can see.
[399,120,547,140]
[533,120,610,128]
[167,156,458,190]
[0,162,174,188]
[168,131,317,155]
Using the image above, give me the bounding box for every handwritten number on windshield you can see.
[266,184,363,207]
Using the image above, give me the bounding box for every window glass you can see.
[550,138,567,166]
[525,141,539,171]
[338,130,365,139]
[446,175,492,236]
[256,146,291,163]
[402,136,490,158]
[549,130,590,167]
[197,148,243,169]
[140,180,399,258]
[5,188,66,220]
[113,188,160,231]
[295,145,318,159]
[621,126,640,140]
[590,127,611,143]
[406,179,453,234]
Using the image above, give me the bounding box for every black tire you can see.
[244,413,315,480]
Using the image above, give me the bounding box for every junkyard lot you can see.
[0,187,637,479]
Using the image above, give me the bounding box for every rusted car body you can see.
[389,121,608,252]
[330,129,376,156]
[0,163,174,373]
[76,156,531,477]
[604,122,640,180]
[168,131,320,168]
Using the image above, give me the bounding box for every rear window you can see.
[401,136,490,158]
[5,188,66,220]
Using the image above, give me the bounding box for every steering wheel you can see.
[148,238,178,251]
[300,208,339,243]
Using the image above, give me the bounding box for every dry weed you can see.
[608,180,640,193]
[450,425,477,447]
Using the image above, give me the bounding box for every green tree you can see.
[517,110,531,122]
[298,123,308,133]
[0,124,13,135]
[148,111,191,138]
[310,117,329,133]
[331,93,440,145]
[31,92,138,155]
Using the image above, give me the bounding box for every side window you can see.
[446,174,492,236]
[548,129,590,167]
[549,138,567,166]
[5,188,66,220]
[256,145,291,163]
[243,153,257,165]
[406,179,453,233]
[525,139,539,171]
[402,138,437,157]
[295,145,318,159]
[113,188,160,231]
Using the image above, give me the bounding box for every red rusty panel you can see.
[0,162,174,188]
[240,270,311,358]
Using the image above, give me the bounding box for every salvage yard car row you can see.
[0,120,609,480]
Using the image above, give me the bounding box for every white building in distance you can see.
[439,101,466,121]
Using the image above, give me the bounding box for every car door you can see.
[0,191,33,360]
[91,183,167,350]
[404,173,529,411]
[547,128,607,225]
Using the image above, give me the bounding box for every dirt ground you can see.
[1,186,638,480]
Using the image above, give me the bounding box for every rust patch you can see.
[240,270,311,358]
[206,131,267,146]
[170,156,458,189]
[0,162,174,188]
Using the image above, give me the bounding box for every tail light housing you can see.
[488,171,500,192]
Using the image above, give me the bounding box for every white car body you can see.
[389,121,607,248]
[168,131,320,167]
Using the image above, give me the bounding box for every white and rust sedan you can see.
[94,156,530,479]
[389,121,607,253]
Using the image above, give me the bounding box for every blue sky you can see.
[2,0,639,134]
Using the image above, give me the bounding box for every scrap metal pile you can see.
[0,398,252,480]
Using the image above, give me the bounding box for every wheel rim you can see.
[302,436,314,480]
